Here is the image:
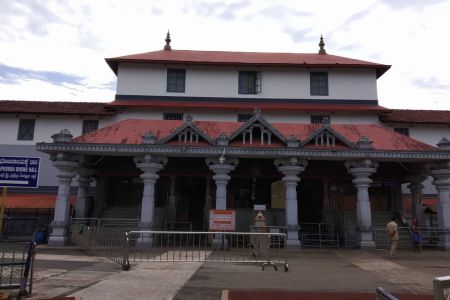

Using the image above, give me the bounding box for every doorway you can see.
[176,177,206,230]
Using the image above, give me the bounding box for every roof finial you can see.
[164,30,171,51]
[318,34,326,54]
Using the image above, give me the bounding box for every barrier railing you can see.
[374,227,449,250]
[299,222,339,248]
[433,275,450,300]
[70,224,129,270]
[376,287,398,300]
[127,231,288,272]
[0,240,36,295]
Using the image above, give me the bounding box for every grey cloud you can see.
[379,0,447,10]
[337,44,361,52]
[284,27,315,43]
[343,9,372,26]
[0,64,84,86]
[411,77,450,90]
[0,0,64,39]
[0,64,116,92]
[258,4,312,19]
[184,0,250,20]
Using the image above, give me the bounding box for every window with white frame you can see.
[310,72,329,96]
[166,68,186,93]
[17,119,35,141]
[238,71,261,94]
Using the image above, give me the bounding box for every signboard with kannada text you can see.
[0,156,40,188]
[209,209,236,231]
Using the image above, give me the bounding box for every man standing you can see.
[386,217,399,256]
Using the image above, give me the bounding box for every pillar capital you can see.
[345,159,378,175]
[205,156,239,167]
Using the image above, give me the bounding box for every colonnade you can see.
[48,152,450,250]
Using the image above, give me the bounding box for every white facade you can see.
[116,63,378,100]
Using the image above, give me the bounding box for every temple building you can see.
[1,34,449,249]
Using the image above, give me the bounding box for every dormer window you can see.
[310,115,330,124]
[167,68,185,93]
[163,112,184,120]
[238,71,261,94]
[310,72,328,96]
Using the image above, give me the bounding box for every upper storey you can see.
[106,34,390,103]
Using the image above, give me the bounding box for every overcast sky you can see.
[1,0,449,110]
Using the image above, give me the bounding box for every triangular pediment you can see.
[301,125,355,148]
[158,119,213,145]
[228,109,286,146]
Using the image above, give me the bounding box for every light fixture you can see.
[219,148,226,164]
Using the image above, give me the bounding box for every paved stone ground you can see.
[21,246,450,300]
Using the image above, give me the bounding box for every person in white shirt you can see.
[386,217,399,256]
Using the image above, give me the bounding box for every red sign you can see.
[209,209,236,231]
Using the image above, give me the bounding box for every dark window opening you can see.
[238,71,261,94]
[394,127,409,136]
[310,72,329,96]
[163,112,184,120]
[310,115,330,124]
[82,120,99,134]
[166,68,186,93]
[17,119,35,141]
[237,113,252,122]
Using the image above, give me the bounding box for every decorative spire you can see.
[318,34,326,54]
[164,31,171,51]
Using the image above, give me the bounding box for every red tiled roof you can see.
[72,119,437,152]
[106,100,388,112]
[0,100,115,115]
[3,194,77,209]
[106,49,390,78]
[380,109,450,124]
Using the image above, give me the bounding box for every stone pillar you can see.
[206,157,238,210]
[430,163,450,250]
[134,155,167,245]
[345,159,378,249]
[405,175,426,227]
[206,156,238,249]
[48,156,79,246]
[203,177,212,230]
[74,168,96,219]
[166,176,177,225]
[275,157,307,247]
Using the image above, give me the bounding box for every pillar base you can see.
[437,238,450,251]
[212,235,229,251]
[136,233,154,248]
[48,234,68,246]
[286,239,301,248]
[358,231,375,250]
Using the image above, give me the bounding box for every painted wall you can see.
[116,63,379,100]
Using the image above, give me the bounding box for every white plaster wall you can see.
[0,114,110,144]
[116,63,378,100]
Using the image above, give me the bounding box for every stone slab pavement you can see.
[25,246,450,300]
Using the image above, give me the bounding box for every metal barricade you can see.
[433,275,450,300]
[299,222,339,248]
[376,287,399,300]
[374,226,449,250]
[69,224,129,270]
[126,231,288,272]
[0,240,36,295]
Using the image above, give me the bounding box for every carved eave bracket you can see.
[51,129,73,143]
[216,133,229,146]
[437,137,450,151]
[286,135,300,148]
[142,131,157,144]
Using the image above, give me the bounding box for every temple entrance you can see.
[176,177,206,230]
[298,179,324,223]
[105,176,142,207]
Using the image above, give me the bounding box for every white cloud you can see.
[0,0,449,109]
